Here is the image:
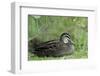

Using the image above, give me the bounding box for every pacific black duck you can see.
[29,33,74,57]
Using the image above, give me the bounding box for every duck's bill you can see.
[71,40,75,45]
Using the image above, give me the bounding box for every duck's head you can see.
[60,33,74,45]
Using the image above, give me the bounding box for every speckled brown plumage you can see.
[29,33,74,57]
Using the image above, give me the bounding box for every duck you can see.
[29,33,74,57]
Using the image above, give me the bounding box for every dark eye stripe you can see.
[65,35,70,39]
[60,32,71,41]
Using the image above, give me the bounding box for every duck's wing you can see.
[35,39,60,50]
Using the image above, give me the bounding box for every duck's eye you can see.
[63,37,68,43]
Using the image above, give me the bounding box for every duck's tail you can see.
[28,38,42,53]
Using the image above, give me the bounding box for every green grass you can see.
[28,15,88,60]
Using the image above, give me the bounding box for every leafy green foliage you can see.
[28,15,88,60]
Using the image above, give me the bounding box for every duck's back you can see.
[34,40,64,57]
